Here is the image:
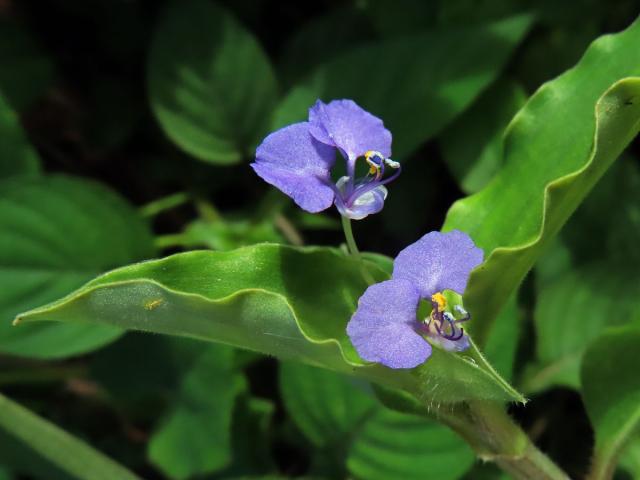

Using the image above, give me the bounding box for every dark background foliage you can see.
[0,0,639,479]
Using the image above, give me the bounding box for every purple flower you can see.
[346,230,484,369]
[252,99,400,220]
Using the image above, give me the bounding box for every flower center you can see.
[422,291,470,342]
[333,150,401,220]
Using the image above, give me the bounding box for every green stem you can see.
[139,192,190,218]
[442,401,570,480]
[341,215,361,257]
[341,216,375,285]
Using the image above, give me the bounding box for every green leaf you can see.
[0,92,40,179]
[149,344,246,479]
[523,262,640,393]
[0,19,54,111]
[347,408,474,480]
[148,0,278,165]
[280,362,474,480]
[279,362,377,448]
[0,392,140,480]
[0,175,155,358]
[440,78,527,193]
[279,6,370,85]
[521,159,640,393]
[275,15,532,157]
[443,18,640,345]
[482,294,521,383]
[17,245,523,404]
[581,327,640,480]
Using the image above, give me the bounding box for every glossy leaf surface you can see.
[443,19,640,345]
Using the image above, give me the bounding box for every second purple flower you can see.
[252,99,401,220]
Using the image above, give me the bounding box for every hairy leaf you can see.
[17,245,523,404]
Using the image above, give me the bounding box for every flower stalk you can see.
[441,401,570,480]
[341,215,376,285]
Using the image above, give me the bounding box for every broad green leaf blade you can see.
[581,327,640,480]
[275,15,532,157]
[0,392,140,480]
[280,362,377,448]
[523,262,640,393]
[443,17,640,345]
[347,408,474,480]
[440,79,527,194]
[280,362,474,480]
[0,175,155,358]
[148,0,278,165]
[0,92,40,179]
[149,344,246,479]
[0,20,54,111]
[17,245,523,404]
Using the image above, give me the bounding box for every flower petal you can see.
[308,99,392,161]
[392,230,484,298]
[252,122,336,213]
[346,279,431,369]
[334,177,388,220]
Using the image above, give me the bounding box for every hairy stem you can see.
[442,401,570,480]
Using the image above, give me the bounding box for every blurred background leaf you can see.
[0,18,53,111]
[280,362,475,480]
[580,326,640,479]
[0,92,40,179]
[0,175,155,358]
[148,0,278,165]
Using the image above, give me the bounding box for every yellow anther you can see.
[431,292,447,312]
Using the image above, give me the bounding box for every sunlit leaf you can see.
[17,245,523,404]
[443,18,640,345]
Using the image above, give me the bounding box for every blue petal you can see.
[308,99,392,161]
[347,279,431,369]
[392,230,484,298]
[252,122,336,213]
